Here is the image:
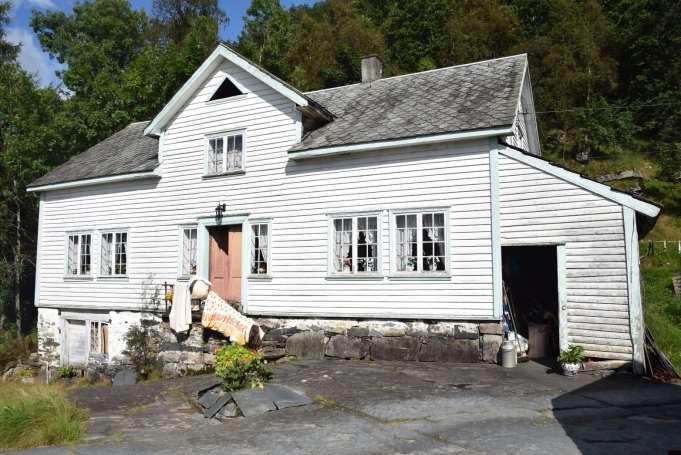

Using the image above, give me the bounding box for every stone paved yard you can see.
[18,360,681,454]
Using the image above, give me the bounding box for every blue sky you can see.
[6,0,315,87]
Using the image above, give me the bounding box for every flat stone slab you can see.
[267,384,313,410]
[204,393,232,418]
[112,368,136,386]
[231,388,277,417]
[197,385,224,409]
[230,384,312,416]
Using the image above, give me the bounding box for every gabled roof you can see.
[290,54,527,154]
[28,122,158,190]
[144,44,332,137]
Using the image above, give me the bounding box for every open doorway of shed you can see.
[502,245,559,360]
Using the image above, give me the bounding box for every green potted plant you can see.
[557,345,584,376]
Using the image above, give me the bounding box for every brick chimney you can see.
[361,55,383,83]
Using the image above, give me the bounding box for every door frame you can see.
[197,214,249,311]
[500,241,568,352]
[59,310,111,366]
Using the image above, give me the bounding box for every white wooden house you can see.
[28,45,660,371]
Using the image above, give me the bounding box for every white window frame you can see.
[178,225,198,280]
[390,208,450,278]
[327,212,382,278]
[248,220,271,279]
[99,230,128,277]
[89,320,110,355]
[204,129,246,176]
[65,232,93,278]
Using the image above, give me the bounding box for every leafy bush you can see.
[0,382,88,450]
[57,365,76,379]
[214,344,271,391]
[123,320,161,381]
[557,345,585,364]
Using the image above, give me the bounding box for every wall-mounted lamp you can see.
[215,202,226,219]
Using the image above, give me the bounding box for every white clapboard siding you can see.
[36,59,495,320]
[498,153,632,360]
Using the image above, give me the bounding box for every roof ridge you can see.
[128,120,151,126]
[305,54,528,95]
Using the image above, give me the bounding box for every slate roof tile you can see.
[29,121,158,188]
[292,54,527,152]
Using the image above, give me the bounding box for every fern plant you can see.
[557,345,585,364]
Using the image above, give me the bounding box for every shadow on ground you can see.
[552,372,681,454]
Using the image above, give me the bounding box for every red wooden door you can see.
[209,226,242,302]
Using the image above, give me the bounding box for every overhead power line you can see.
[521,101,681,115]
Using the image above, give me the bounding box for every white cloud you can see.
[6,26,64,87]
[10,0,58,12]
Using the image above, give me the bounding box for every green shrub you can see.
[214,345,271,391]
[122,320,161,381]
[557,345,585,364]
[0,382,88,450]
[57,365,76,379]
[0,331,37,372]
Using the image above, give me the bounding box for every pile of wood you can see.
[644,328,680,381]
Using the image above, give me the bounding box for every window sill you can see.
[202,170,245,179]
[97,275,129,281]
[248,275,272,281]
[388,273,451,281]
[326,274,385,281]
[63,275,94,282]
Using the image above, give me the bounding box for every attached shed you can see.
[494,145,659,370]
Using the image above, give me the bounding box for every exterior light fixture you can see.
[215,202,226,219]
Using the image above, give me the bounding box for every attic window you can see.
[209,77,243,101]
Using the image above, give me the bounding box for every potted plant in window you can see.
[557,345,584,376]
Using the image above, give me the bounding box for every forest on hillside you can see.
[0,0,680,334]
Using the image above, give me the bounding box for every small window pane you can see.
[80,234,91,275]
[422,212,446,272]
[101,233,113,275]
[182,227,198,276]
[333,218,353,273]
[396,214,417,272]
[209,138,224,174]
[356,216,378,272]
[251,223,269,275]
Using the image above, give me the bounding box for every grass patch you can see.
[0,382,89,450]
[641,247,681,371]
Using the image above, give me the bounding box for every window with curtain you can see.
[206,132,244,175]
[101,231,127,276]
[181,227,198,277]
[66,233,92,276]
[394,211,447,273]
[331,215,379,274]
[250,223,269,275]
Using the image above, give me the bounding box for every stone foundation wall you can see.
[38,308,504,377]
[255,318,503,363]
